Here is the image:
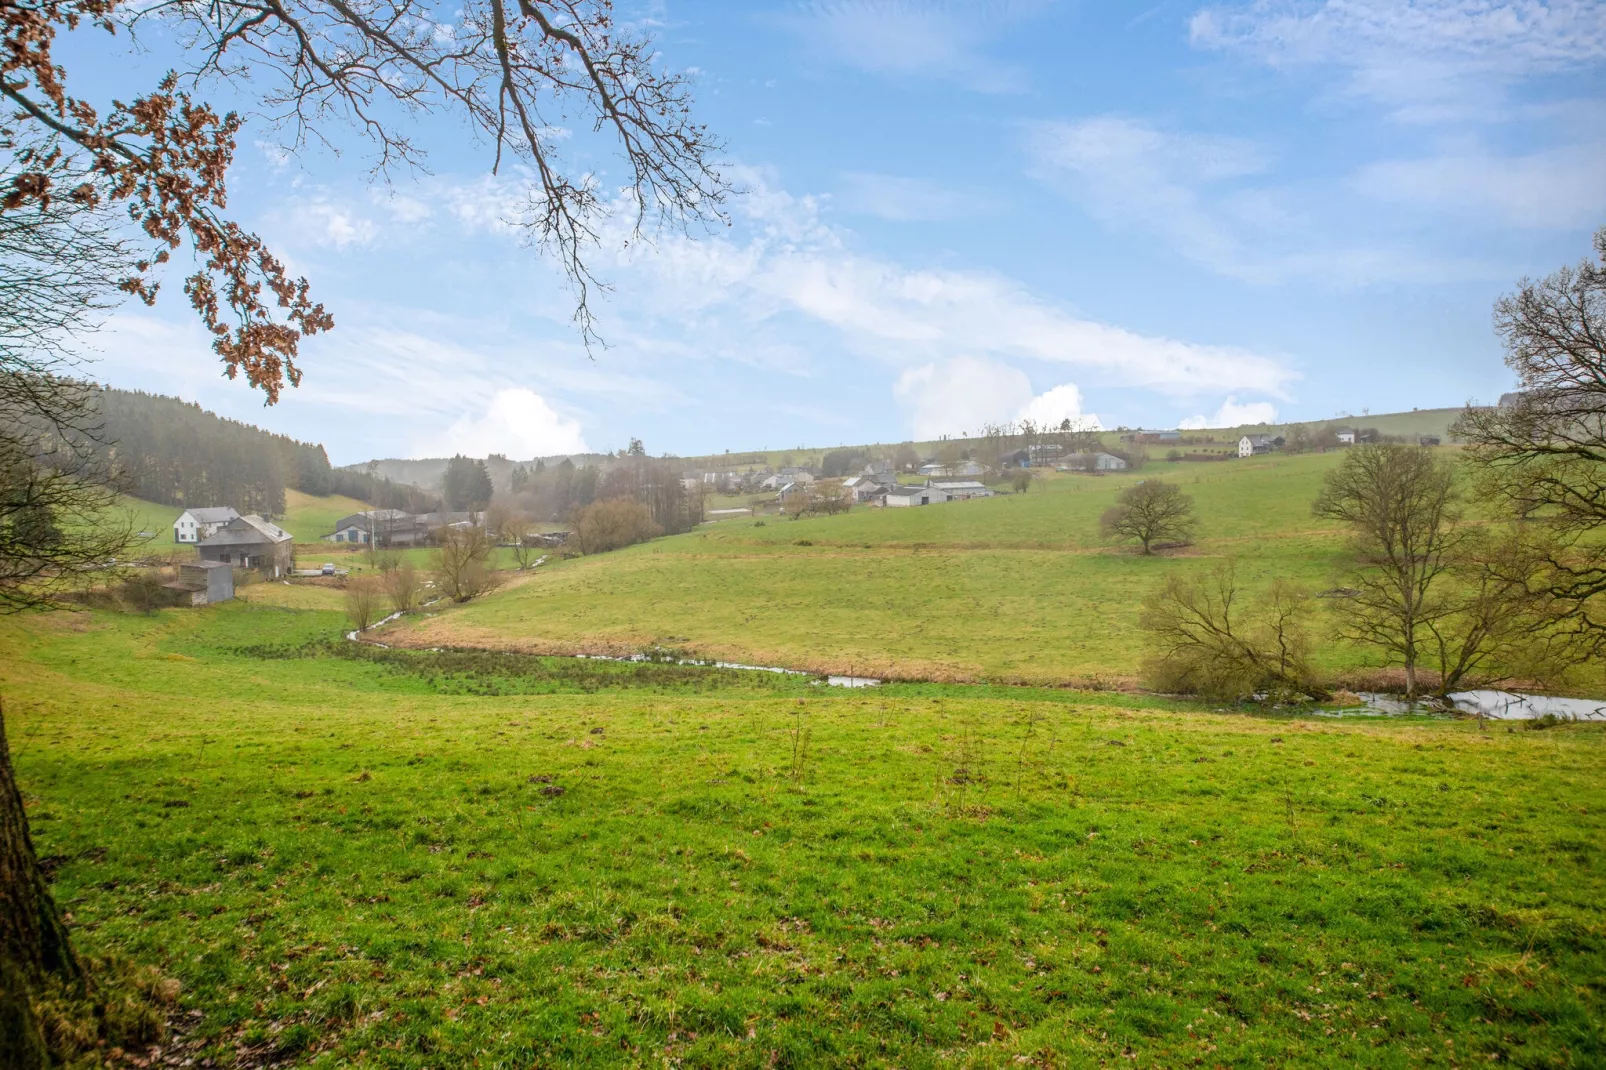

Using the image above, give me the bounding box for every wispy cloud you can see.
[835,171,976,221]
[1190,0,1606,119]
[1355,138,1606,229]
[786,1,1041,91]
[592,167,1294,398]
[1025,116,1487,284]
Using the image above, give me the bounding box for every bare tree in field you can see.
[434,525,502,602]
[1140,563,1318,702]
[1423,526,1576,698]
[1101,480,1196,554]
[2,2,727,1057]
[1313,444,1463,698]
[382,558,421,614]
[1454,225,1606,652]
[345,574,381,632]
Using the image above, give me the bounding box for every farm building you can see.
[1239,434,1280,458]
[324,509,428,546]
[928,480,994,501]
[1060,452,1127,472]
[173,506,239,544]
[841,474,892,503]
[1335,428,1357,444]
[160,560,235,606]
[884,485,945,507]
[197,515,294,577]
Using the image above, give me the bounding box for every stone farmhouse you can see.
[197,515,295,578]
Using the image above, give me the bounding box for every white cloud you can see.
[1019,383,1102,430]
[836,171,973,221]
[415,387,590,459]
[893,362,1106,439]
[588,166,1295,398]
[788,1,1035,91]
[1178,396,1279,429]
[1190,1,1606,116]
[1355,140,1606,229]
[894,356,1033,439]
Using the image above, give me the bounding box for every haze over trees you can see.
[443,455,494,513]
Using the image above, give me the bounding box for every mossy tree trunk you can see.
[0,699,80,1067]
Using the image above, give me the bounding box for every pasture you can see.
[3,592,1602,1067]
[386,453,1400,686]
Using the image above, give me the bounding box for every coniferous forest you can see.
[92,387,433,514]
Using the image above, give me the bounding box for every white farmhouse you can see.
[173,506,240,544]
[1239,434,1278,458]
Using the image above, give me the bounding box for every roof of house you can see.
[199,514,292,548]
[179,506,239,524]
[929,480,988,490]
[181,560,232,571]
[885,484,929,497]
[1242,434,1277,445]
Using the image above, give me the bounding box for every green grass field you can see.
[3,592,1602,1067]
[391,450,1564,689]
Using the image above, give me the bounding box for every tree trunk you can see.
[0,698,80,1068]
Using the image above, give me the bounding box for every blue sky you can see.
[72,1,1606,464]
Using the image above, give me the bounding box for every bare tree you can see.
[1454,225,1606,652]
[1313,443,1463,698]
[1140,563,1319,702]
[345,574,381,631]
[4,0,728,372]
[1423,525,1579,698]
[382,558,420,615]
[434,525,502,601]
[1101,480,1196,554]
[509,520,539,569]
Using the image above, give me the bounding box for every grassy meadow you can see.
[3,589,1602,1067]
[389,450,1555,689]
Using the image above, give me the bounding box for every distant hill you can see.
[91,387,439,516]
[349,405,1480,484]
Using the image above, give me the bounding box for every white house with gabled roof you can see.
[173,506,240,544]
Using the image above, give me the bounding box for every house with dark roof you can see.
[1238,434,1280,458]
[324,509,430,546]
[173,506,240,544]
[197,515,294,577]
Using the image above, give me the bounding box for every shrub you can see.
[1140,563,1321,702]
[571,497,661,555]
[345,575,382,631]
